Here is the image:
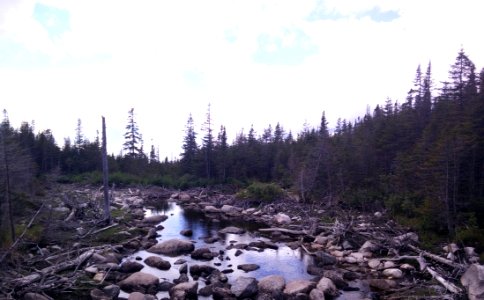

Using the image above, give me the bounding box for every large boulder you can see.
[141,214,168,225]
[309,289,326,300]
[274,213,291,225]
[316,277,338,297]
[144,256,171,270]
[283,280,316,297]
[231,276,258,298]
[118,272,159,294]
[147,239,194,256]
[204,205,221,213]
[169,281,198,299]
[314,251,337,266]
[191,248,218,260]
[221,205,239,214]
[120,261,144,273]
[219,226,246,234]
[258,275,285,294]
[461,264,484,300]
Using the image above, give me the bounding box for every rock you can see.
[316,277,338,297]
[76,227,87,235]
[258,275,286,294]
[205,205,221,213]
[144,256,171,270]
[159,281,175,291]
[443,243,460,254]
[374,211,382,218]
[93,272,105,282]
[359,241,378,253]
[383,261,396,269]
[392,232,419,246]
[330,250,345,257]
[118,272,159,294]
[307,265,325,276]
[343,271,359,281]
[400,263,415,271]
[212,287,235,299]
[174,273,189,284]
[142,214,168,225]
[179,263,188,274]
[204,236,220,243]
[274,213,291,224]
[345,256,358,264]
[191,247,217,260]
[189,264,217,277]
[237,264,260,272]
[314,251,337,266]
[180,229,193,236]
[314,235,330,245]
[368,279,397,291]
[128,291,147,300]
[169,281,198,299]
[147,239,194,256]
[348,252,365,263]
[231,276,258,298]
[461,264,484,300]
[235,249,243,256]
[382,268,403,279]
[283,280,316,297]
[85,266,98,274]
[179,192,191,201]
[368,259,381,269]
[243,208,257,214]
[309,289,326,300]
[465,247,477,257]
[89,289,112,300]
[23,293,51,300]
[219,226,246,234]
[342,240,354,250]
[103,284,120,299]
[221,205,238,214]
[145,228,157,239]
[323,270,348,289]
[120,261,144,273]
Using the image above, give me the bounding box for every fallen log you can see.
[407,244,466,271]
[259,227,308,236]
[12,249,94,287]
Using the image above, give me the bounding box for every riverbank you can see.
[0,184,481,299]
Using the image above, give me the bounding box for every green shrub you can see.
[236,182,284,202]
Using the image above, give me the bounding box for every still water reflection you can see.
[123,201,314,297]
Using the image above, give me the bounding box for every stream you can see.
[120,200,314,298]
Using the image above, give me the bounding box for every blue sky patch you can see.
[358,7,400,22]
[33,3,70,38]
[253,29,318,65]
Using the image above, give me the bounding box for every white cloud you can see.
[0,0,483,159]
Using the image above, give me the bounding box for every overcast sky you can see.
[0,0,482,160]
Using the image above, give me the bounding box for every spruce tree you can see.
[123,108,143,157]
[181,113,198,174]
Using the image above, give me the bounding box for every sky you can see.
[0,0,482,160]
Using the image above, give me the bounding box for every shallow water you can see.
[121,201,314,298]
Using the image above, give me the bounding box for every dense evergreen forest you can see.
[1,49,484,250]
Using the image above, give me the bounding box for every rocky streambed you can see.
[2,185,483,300]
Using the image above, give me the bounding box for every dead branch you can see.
[0,203,45,264]
[407,244,466,271]
[259,227,308,236]
[11,249,94,287]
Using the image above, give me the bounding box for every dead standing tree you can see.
[101,116,110,224]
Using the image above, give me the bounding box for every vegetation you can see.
[1,49,484,251]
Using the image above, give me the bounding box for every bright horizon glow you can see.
[1,0,482,160]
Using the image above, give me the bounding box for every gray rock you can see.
[120,261,144,273]
[90,289,111,300]
[144,256,171,270]
[461,264,484,300]
[307,265,325,276]
[142,214,168,225]
[179,263,188,274]
[221,205,239,214]
[309,289,326,300]
[191,247,218,260]
[382,268,403,279]
[118,272,159,294]
[102,284,120,298]
[169,281,198,299]
[283,280,316,297]
[128,292,147,300]
[212,287,235,299]
[147,238,194,256]
[180,229,193,236]
[204,205,221,213]
[189,264,217,277]
[359,241,378,253]
[219,226,246,234]
[368,279,397,291]
[274,213,291,224]
[258,275,285,294]
[145,228,157,239]
[159,281,175,291]
[237,263,260,272]
[174,258,187,264]
[231,276,258,298]
[314,251,337,266]
[323,270,348,289]
[316,277,338,297]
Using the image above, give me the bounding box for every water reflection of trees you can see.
[150,200,173,215]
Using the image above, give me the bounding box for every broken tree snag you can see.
[426,266,463,294]
[11,249,95,287]
[102,116,110,224]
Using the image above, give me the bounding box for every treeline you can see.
[1,49,484,248]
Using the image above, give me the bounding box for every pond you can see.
[121,200,314,298]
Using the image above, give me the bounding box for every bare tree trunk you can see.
[102,117,110,224]
[1,135,15,242]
